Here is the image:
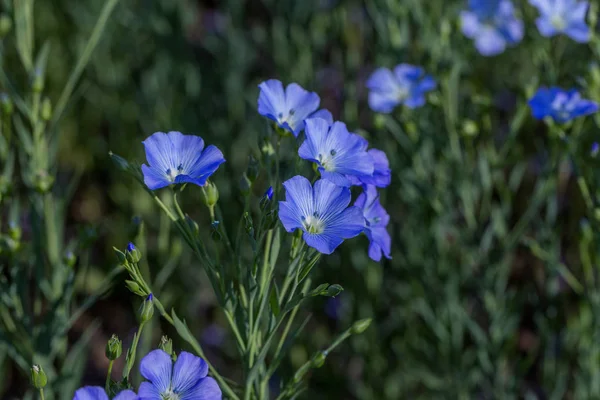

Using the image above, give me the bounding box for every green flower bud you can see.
[41,97,52,121]
[462,120,479,137]
[8,222,21,241]
[63,251,77,268]
[326,284,343,297]
[186,215,200,236]
[243,211,254,237]
[33,170,54,193]
[202,180,219,208]
[0,93,13,115]
[350,318,372,335]
[0,14,12,37]
[159,335,173,355]
[126,242,141,263]
[140,294,154,323]
[30,364,47,389]
[105,334,123,360]
[113,247,127,264]
[125,280,146,296]
[31,68,44,93]
[311,351,327,368]
[245,155,260,182]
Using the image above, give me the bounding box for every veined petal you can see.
[313,179,351,219]
[142,132,177,172]
[368,241,383,262]
[73,387,109,400]
[139,349,173,393]
[165,131,205,173]
[370,226,392,260]
[320,170,352,187]
[137,382,162,400]
[114,390,139,400]
[187,145,226,183]
[142,164,171,190]
[282,176,314,220]
[278,201,304,232]
[310,109,334,125]
[299,118,331,162]
[179,377,222,400]
[285,83,320,134]
[324,206,365,240]
[258,80,286,120]
[303,232,344,254]
[172,352,209,392]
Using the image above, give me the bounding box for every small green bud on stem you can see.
[30,364,47,389]
[105,334,123,360]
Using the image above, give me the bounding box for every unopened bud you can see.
[0,93,12,115]
[202,180,219,208]
[243,212,254,237]
[63,251,76,268]
[113,247,126,264]
[260,186,274,209]
[159,335,173,355]
[311,351,327,368]
[140,294,154,323]
[8,222,20,241]
[30,364,47,389]
[31,68,44,93]
[41,97,52,121]
[105,334,123,360]
[125,280,146,296]
[126,242,141,263]
[326,284,343,297]
[186,215,200,236]
[350,318,372,335]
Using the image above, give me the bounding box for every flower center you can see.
[161,391,180,400]
[395,85,410,102]
[277,108,296,128]
[302,213,325,234]
[317,150,337,171]
[166,163,185,182]
[550,15,566,31]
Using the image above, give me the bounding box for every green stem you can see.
[123,322,145,381]
[39,389,44,400]
[105,360,114,392]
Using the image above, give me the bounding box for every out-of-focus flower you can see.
[529,0,590,42]
[298,118,374,187]
[73,386,137,400]
[460,0,524,56]
[138,350,221,399]
[591,142,599,156]
[528,87,599,122]
[257,79,333,136]
[141,131,225,190]
[354,185,391,261]
[279,176,364,254]
[366,64,436,113]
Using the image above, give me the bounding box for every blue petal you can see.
[313,179,351,218]
[528,87,555,120]
[303,231,344,254]
[366,68,397,92]
[298,118,330,162]
[417,75,437,93]
[404,93,426,109]
[572,100,599,118]
[564,21,590,42]
[142,164,171,190]
[179,377,222,400]
[319,121,374,177]
[529,0,553,15]
[137,382,161,400]
[187,145,226,184]
[310,109,334,126]
[143,132,177,173]
[324,206,365,240]
[359,149,391,188]
[368,91,399,113]
[501,17,524,44]
[172,352,209,393]
[460,11,481,38]
[280,176,315,227]
[114,390,139,400]
[370,226,392,260]
[278,201,304,233]
[320,170,352,187]
[368,241,383,262]
[258,79,286,122]
[284,83,320,135]
[475,27,506,56]
[166,131,206,172]
[535,16,559,37]
[139,349,173,393]
[393,64,423,83]
[73,387,109,400]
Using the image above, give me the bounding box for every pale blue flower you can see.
[73,387,137,400]
[529,0,590,42]
[138,349,221,400]
[279,176,365,254]
[349,149,391,188]
[141,131,225,190]
[354,185,391,261]
[528,87,599,122]
[298,118,374,187]
[461,0,524,56]
[258,79,333,136]
[366,64,436,113]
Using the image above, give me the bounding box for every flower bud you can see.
[113,247,126,264]
[260,186,274,209]
[186,215,200,236]
[311,351,327,368]
[33,170,54,193]
[245,155,260,182]
[243,211,254,237]
[8,222,21,241]
[0,14,12,38]
[125,280,146,296]
[159,335,173,355]
[63,251,76,268]
[326,284,343,297]
[126,242,141,263]
[462,120,479,137]
[210,220,222,242]
[202,180,219,208]
[350,318,372,335]
[140,294,154,323]
[31,68,44,93]
[30,364,47,389]
[592,142,599,157]
[41,97,52,121]
[105,334,123,360]
[0,93,13,116]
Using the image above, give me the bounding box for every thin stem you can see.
[105,360,114,392]
[39,389,44,400]
[123,322,145,381]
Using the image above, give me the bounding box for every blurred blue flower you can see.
[127,242,136,252]
[325,296,343,320]
[349,149,391,188]
[528,87,599,122]
[460,0,524,56]
[201,323,226,348]
[265,186,274,201]
[366,64,436,113]
[529,0,590,42]
[355,185,391,261]
[141,131,225,190]
[279,176,365,254]
[298,118,374,186]
[591,142,599,156]
[257,79,333,136]
[73,387,137,400]
[138,349,221,399]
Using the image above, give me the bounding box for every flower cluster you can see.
[258,80,392,260]
[74,350,221,400]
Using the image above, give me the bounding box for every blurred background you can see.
[2,0,600,398]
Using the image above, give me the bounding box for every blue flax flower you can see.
[258,79,333,136]
[461,0,524,56]
[528,87,599,123]
[141,131,225,190]
[298,118,374,186]
[529,0,590,42]
[366,64,436,113]
[74,387,137,400]
[279,176,365,254]
[138,349,221,400]
[349,149,391,188]
[354,185,391,261]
